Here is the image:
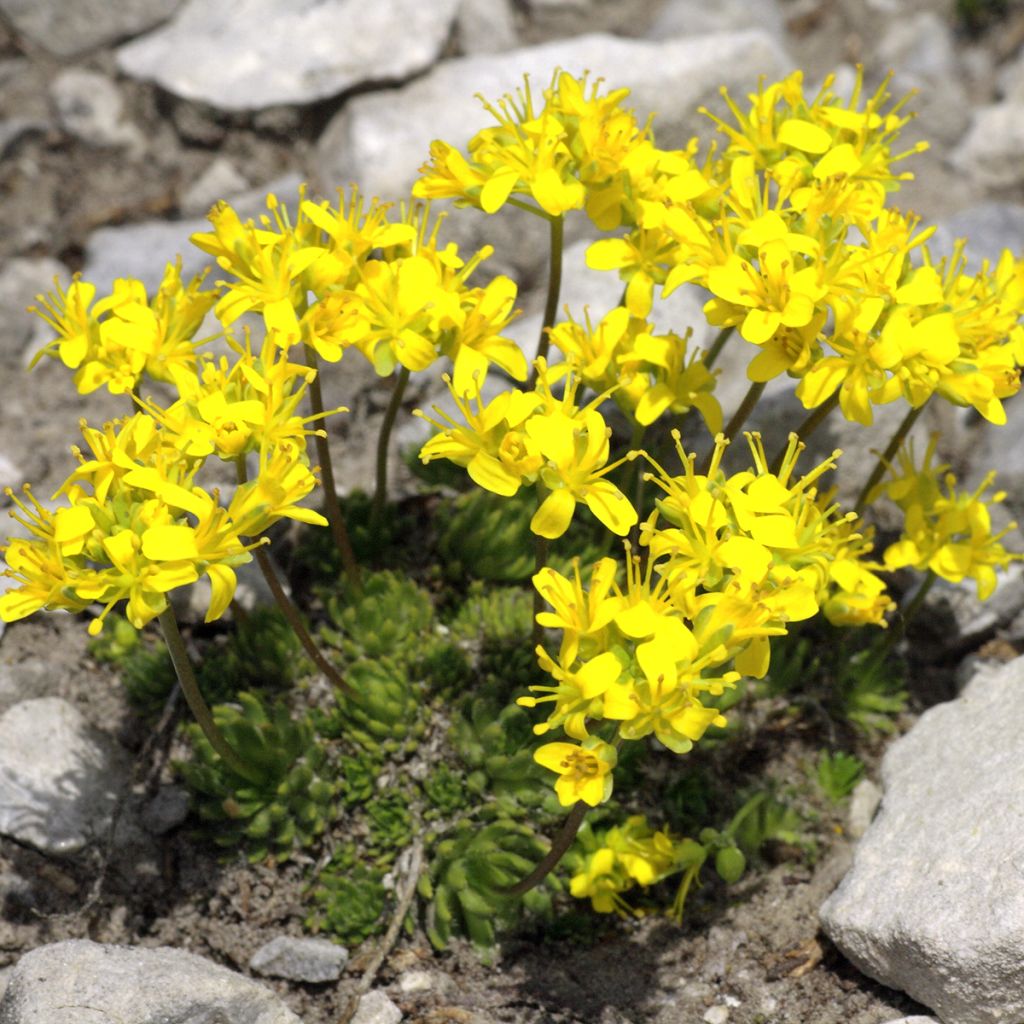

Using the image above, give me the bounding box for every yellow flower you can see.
[534,737,617,807]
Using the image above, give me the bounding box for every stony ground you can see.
[2,1,1024,1022]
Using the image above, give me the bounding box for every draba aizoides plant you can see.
[2,64,1022,940]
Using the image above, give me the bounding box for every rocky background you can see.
[2,1,1024,1023]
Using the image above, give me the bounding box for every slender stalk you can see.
[872,568,937,668]
[158,607,262,784]
[302,344,361,591]
[531,531,551,650]
[504,800,588,896]
[529,214,565,385]
[702,326,734,372]
[701,380,765,473]
[234,458,352,696]
[627,421,646,546]
[854,403,925,515]
[770,392,840,474]
[372,365,411,540]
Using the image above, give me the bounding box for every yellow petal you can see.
[141,524,199,562]
[530,487,576,539]
[777,118,832,154]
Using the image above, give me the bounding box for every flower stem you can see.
[503,800,588,896]
[158,607,262,784]
[372,365,411,542]
[234,458,352,696]
[869,568,937,670]
[701,380,765,473]
[529,214,564,385]
[302,345,361,592]
[702,326,734,372]
[532,482,551,648]
[770,392,840,473]
[628,421,646,546]
[854,403,925,515]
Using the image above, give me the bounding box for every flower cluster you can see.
[522,431,892,808]
[418,360,638,539]
[879,437,1020,599]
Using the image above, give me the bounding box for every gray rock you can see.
[82,172,303,293]
[846,778,882,840]
[0,119,47,160]
[0,258,68,365]
[820,655,1024,1024]
[315,31,789,278]
[50,69,146,154]
[397,969,435,993]
[951,102,1024,190]
[645,0,785,40]
[139,785,190,835]
[0,697,126,855]
[882,1018,940,1024]
[351,990,403,1024]
[457,0,519,54]
[117,0,461,111]
[0,453,22,493]
[249,935,349,983]
[0,657,57,714]
[930,202,1024,273]
[0,0,180,57]
[875,13,968,146]
[179,156,249,216]
[0,940,302,1023]
[317,31,790,203]
[918,566,1024,654]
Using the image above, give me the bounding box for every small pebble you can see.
[351,989,403,1024]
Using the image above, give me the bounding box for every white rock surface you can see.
[82,172,303,293]
[0,658,57,714]
[645,0,785,40]
[316,31,791,203]
[0,0,179,58]
[0,697,126,854]
[0,258,69,364]
[351,989,403,1024]
[821,655,1024,1024]
[0,119,47,160]
[847,778,882,840]
[0,940,302,1023]
[179,156,249,216]
[456,0,520,54]
[951,101,1024,190]
[117,0,460,111]
[249,935,349,983]
[875,12,968,145]
[50,69,145,153]
[930,202,1024,272]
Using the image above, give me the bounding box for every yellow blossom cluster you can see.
[522,432,893,808]
[879,437,1021,599]
[418,360,637,538]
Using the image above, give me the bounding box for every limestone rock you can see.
[179,156,249,216]
[645,0,785,40]
[821,655,1024,1024]
[0,258,69,364]
[0,940,302,1023]
[351,990,403,1024]
[0,0,180,58]
[317,31,791,202]
[0,697,126,855]
[116,0,460,111]
[951,101,1024,190]
[929,202,1024,272]
[456,0,519,54]
[315,31,789,277]
[82,172,303,293]
[249,935,349,984]
[50,69,145,153]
